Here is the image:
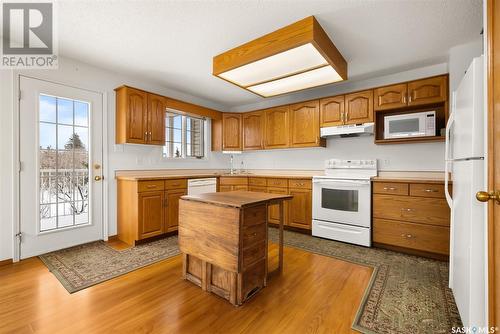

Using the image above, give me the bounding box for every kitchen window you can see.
[163,110,205,159]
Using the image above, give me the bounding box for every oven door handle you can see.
[313,179,370,186]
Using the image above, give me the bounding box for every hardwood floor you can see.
[0,244,372,334]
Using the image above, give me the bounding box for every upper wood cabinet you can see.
[345,90,374,125]
[222,113,242,151]
[147,93,167,145]
[374,83,408,111]
[264,106,290,149]
[320,96,345,127]
[242,111,264,150]
[115,86,166,145]
[408,76,447,106]
[289,100,323,148]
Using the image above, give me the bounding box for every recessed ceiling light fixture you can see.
[213,16,347,97]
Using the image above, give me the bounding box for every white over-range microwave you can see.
[384,111,436,139]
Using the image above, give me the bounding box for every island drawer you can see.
[242,241,266,269]
[288,179,312,189]
[373,194,450,227]
[248,177,266,186]
[373,182,408,195]
[409,183,445,198]
[266,178,288,188]
[242,223,266,248]
[164,178,187,190]
[373,218,450,255]
[137,180,165,192]
[243,205,267,227]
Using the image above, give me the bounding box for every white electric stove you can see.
[312,159,378,247]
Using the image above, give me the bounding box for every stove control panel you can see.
[325,159,378,170]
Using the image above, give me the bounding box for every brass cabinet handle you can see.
[146,185,157,188]
[401,233,414,239]
[402,94,407,104]
[144,131,147,141]
[424,189,438,193]
[164,198,168,207]
[383,187,397,191]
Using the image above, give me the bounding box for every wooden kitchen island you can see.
[178,191,292,306]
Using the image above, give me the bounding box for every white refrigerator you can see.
[445,55,487,328]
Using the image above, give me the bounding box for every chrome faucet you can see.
[230,154,235,175]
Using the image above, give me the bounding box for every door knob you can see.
[476,190,500,204]
[94,175,103,181]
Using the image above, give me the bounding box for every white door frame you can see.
[12,74,108,262]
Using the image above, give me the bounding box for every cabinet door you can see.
[289,100,320,147]
[320,96,344,127]
[165,189,187,232]
[267,187,288,225]
[147,93,166,145]
[408,76,447,106]
[219,185,232,192]
[345,90,374,125]
[138,191,165,239]
[222,113,242,150]
[264,106,289,149]
[374,83,408,111]
[242,111,264,150]
[288,188,312,229]
[126,88,148,144]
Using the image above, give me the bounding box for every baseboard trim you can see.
[0,258,13,267]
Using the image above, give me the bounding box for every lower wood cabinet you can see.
[117,179,187,245]
[372,180,451,258]
[288,186,312,230]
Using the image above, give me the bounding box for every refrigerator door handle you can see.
[444,99,455,208]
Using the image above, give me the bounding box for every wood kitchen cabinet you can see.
[374,83,408,111]
[222,113,243,151]
[374,76,447,111]
[345,90,374,125]
[372,179,451,259]
[138,191,165,239]
[117,178,187,245]
[242,111,264,150]
[264,106,290,149]
[289,100,324,148]
[115,86,166,145]
[288,180,312,230]
[407,76,447,106]
[219,177,248,192]
[320,95,345,127]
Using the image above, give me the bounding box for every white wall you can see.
[0,56,230,261]
[448,37,484,92]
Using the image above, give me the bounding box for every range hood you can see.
[320,123,374,137]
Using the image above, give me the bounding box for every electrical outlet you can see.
[383,159,390,166]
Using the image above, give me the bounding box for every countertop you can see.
[115,169,448,183]
[372,171,448,184]
[115,169,322,181]
[181,191,293,208]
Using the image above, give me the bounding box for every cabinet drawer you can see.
[219,177,248,186]
[243,205,267,227]
[373,182,408,195]
[248,177,266,186]
[288,179,312,189]
[409,183,445,198]
[164,179,187,190]
[242,224,266,248]
[138,180,164,192]
[373,194,450,227]
[249,186,267,193]
[242,241,266,269]
[267,178,288,188]
[373,219,450,255]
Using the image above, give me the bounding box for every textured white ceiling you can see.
[57,0,482,108]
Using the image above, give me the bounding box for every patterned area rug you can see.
[267,228,462,334]
[38,236,179,293]
[39,229,462,333]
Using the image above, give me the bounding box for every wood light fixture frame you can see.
[212,16,348,97]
